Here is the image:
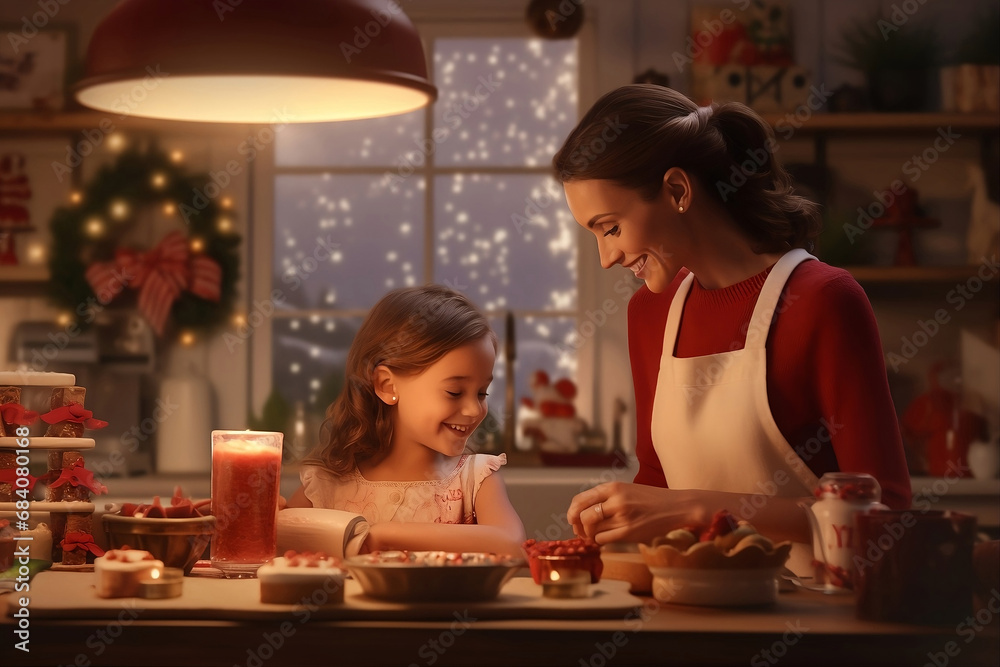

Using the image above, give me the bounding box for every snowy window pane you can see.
[275,110,425,166]
[433,38,577,167]
[274,174,425,310]
[433,174,576,311]
[272,316,363,409]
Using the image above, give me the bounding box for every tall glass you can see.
[210,430,283,578]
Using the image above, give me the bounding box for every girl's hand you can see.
[567,482,712,545]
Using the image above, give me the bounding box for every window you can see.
[259,23,585,444]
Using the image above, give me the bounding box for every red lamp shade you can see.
[74,0,437,123]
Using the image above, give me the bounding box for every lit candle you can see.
[139,567,184,599]
[541,568,591,599]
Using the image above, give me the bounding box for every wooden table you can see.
[4,573,999,667]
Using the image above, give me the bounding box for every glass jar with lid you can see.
[806,472,888,590]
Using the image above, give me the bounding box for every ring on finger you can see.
[594,502,604,520]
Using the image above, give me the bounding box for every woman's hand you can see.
[567,482,813,545]
[567,482,710,545]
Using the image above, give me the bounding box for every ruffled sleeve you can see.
[472,453,506,494]
[299,464,342,509]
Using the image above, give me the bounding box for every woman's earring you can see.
[391,396,397,402]
[678,206,685,213]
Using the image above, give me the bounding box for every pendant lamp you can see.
[74,0,437,123]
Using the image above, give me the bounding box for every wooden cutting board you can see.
[10,571,644,621]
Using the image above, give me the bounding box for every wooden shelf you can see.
[761,111,1000,133]
[844,265,998,283]
[0,264,49,282]
[0,110,257,135]
[0,110,995,134]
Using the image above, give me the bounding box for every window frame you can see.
[249,17,602,426]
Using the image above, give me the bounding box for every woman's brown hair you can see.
[304,284,497,476]
[552,84,821,252]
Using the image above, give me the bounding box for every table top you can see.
[4,571,998,667]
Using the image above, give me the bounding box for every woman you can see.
[559,85,911,554]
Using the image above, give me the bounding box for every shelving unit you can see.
[845,265,1000,284]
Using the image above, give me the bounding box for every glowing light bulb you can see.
[170,150,184,163]
[232,314,246,327]
[221,196,233,209]
[56,312,73,327]
[217,217,232,232]
[163,202,176,216]
[179,331,195,346]
[70,191,82,204]
[106,133,126,152]
[190,238,204,253]
[85,217,105,237]
[110,199,129,220]
[151,172,167,188]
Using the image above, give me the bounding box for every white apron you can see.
[650,248,819,572]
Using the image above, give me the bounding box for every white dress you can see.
[298,453,506,525]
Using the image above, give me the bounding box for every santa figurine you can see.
[519,371,586,454]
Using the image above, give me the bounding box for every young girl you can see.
[286,285,525,556]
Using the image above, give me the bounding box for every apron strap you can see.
[745,249,815,350]
[662,272,696,358]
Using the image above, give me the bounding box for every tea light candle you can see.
[541,569,590,599]
[139,567,184,599]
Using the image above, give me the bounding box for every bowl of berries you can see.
[522,537,603,598]
[639,510,791,607]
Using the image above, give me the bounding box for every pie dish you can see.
[639,510,791,606]
[344,551,523,602]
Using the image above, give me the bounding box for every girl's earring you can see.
[678,206,685,212]
[391,396,397,402]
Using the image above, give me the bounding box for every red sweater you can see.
[628,260,912,510]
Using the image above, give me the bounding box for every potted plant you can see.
[941,5,1000,112]
[835,12,940,112]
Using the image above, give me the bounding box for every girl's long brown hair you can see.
[303,285,496,476]
[552,84,821,252]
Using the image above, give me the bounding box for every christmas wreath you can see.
[48,146,240,341]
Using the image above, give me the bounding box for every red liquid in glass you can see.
[211,440,281,567]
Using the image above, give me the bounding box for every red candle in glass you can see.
[210,430,283,578]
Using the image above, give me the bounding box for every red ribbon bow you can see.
[0,467,39,491]
[0,402,39,426]
[40,402,108,430]
[84,230,222,335]
[49,459,109,495]
[61,532,105,557]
